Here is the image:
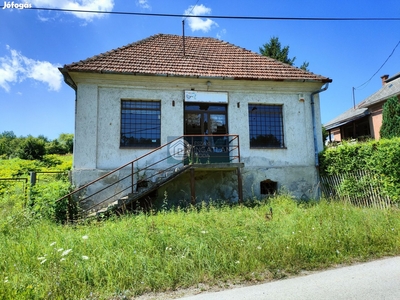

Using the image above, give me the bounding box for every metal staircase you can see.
[57,134,241,219]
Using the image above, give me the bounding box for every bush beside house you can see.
[319,138,400,202]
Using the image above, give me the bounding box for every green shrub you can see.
[319,138,400,202]
[29,180,75,223]
[380,96,400,139]
[16,136,46,160]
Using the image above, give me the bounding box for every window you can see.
[248,104,284,148]
[260,179,278,195]
[120,100,161,148]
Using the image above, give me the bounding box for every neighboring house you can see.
[325,73,400,142]
[59,34,331,211]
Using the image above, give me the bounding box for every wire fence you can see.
[320,169,392,209]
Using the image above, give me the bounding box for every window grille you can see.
[120,100,161,148]
[260,179,278,195]
[248,104,284,148]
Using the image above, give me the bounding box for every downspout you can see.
[310,83,329,199]
[310,83,329,167]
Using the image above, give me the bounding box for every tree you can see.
[259,36,310,71]
[16,136,46,160]
[322,126,329,144]
[0,131,20,158]
[58,133,74,153]
[380,96,400,139]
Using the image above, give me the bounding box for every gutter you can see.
[310,83,329,167]
[58,67,77,91]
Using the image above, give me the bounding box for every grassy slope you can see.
[1,197,399,299]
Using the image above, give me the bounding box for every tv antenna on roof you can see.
[182,0,200,56]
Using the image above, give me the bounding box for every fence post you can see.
[30,172,37,186]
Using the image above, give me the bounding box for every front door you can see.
[184,103,229,163]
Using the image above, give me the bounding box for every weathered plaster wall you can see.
[70,73,325,203]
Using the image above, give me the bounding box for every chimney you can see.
[381,74,389,86]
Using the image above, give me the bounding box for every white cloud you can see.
[136,0,151,9]
[0,46,62,92]
[184,4,218,32]
[31,0,115,21]
[216,29,227,40]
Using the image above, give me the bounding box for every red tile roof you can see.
[62,34,331,83]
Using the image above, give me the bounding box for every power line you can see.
[183,0,200,21]
[2,6,400,21]
[355,39,400,90]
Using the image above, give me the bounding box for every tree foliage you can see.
[259,36,310,71]
[0,132,73,159]
[380,96,400,139]
[16,136,46,160]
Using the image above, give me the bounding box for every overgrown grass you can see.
[1,196,399,299]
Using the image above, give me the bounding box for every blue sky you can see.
[1,0,399,140]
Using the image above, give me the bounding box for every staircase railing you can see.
[57,134,240,217]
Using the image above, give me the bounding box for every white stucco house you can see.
[59,34,332,212]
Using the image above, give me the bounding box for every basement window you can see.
[260,179,277,195]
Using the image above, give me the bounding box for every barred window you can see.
[248,104,284,148]
[120,100,161,148]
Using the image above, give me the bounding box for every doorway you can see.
[184,103,229,163]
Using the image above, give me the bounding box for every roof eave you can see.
[59,67,77,91]
[62,68,332,83]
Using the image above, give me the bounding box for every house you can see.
[325,73,400,142]
[59,34,332,212]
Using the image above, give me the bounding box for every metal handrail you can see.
[56,134,240,214]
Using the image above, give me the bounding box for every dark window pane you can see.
[248,104,284,148]
[120,100,161,148]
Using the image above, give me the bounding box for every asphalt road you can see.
[180,256,400,300]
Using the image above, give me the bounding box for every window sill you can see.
[250,147,287,150]
[120,146,160,150]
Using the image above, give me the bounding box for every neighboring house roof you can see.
[358,72,400,108]
[324,107,369,130]
[324,73,400,130]
[60,33,331,83]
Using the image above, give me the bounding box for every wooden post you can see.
[237,167,243,204]
[131,162,134,194]
[190,168,195,205]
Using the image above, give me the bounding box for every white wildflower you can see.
[60,258,66,262]
[82,256,89,260]
[235,260,240,264]
[257,246,262,250]
[61,249,72,256]
[201,230,208,234]
[82,235,89,240]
